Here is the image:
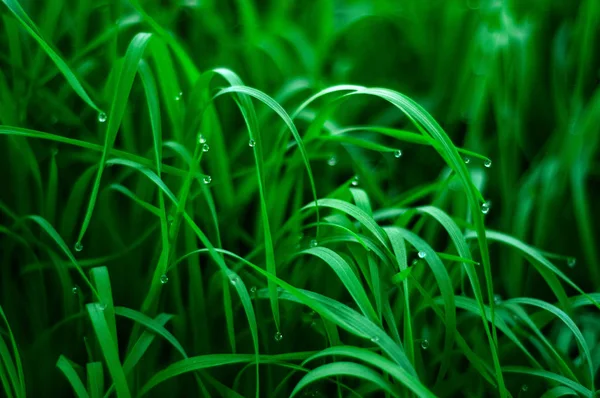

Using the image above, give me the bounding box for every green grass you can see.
[1,0,599,396]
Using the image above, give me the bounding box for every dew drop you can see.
[74,242,83,252]
[567,257,576,267]
[230,276,239,285]
[175,92,183,101]
[249,139,256,148]
[464,157,471,164]
[521,384,528,392]
[371,336,380,343]
[351,175,359,186]
[98,303,107,311]
[202,143,210,152]
[203,175,212,185]
[72,286,79,295]
[494,294,503,304]
[481,202,491,214]
[160,274,169,284]
[421,339,430,350]
[309,239,318,248]
[418,251,427,259]
[394,149,402,158]
[484,159,492,168]
[250,286,257,298]
[97,112,107,123]
[327,156,337,166]
[274,332,283,342]
[198,134,206,144]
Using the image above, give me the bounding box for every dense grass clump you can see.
[1,0,599,397]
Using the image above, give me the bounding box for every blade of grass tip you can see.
[290,362,401,398]
[0,126,190,178]
[87,362,104,398]
[469,230,599,310]
[107,184,160,216]
[114,307,186,358]
[506,298,594,391]
[1,0,102,112]
[90,267,118,352]
[87,303,130,398]
[22,215,99,299]
[502,367,591,397]
[76,32,152,248]
[56,355,90,398]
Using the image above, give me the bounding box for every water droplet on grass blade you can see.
[418,251,427,258]
[203,176,212,185]
[394,149,402,158]
[481,202,490,214]
[230,276,239,285]
[99,303,107,311]
[421,339,429,350]
[371,336,380,343]
[327,156,337,166]
[250,286,257,298]
[274,332,283,342]
[249,139,256,148]
[175,92,183,101]
[464,157,470,164]
[568,257,576,267]
[74,242,83,252]
[521,384,528,392]
[494,294,503,304]
[310,239,318,248]
[160,274,169,284]
[484,159,492,168]
[98,112,107,123]
[351,175,359,186]
[202,143,210,152]
[72,287,78,295]
[198,134,206,144]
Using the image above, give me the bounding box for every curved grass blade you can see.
[76,32,152,247]
[506,297,594,390]
[303,346,435,397]
[297,247,378,322]
[290,362,400,398]
[56,355,89,398]
[87,303,130,398]
[1,0,102,111]
[502,366,591,397]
